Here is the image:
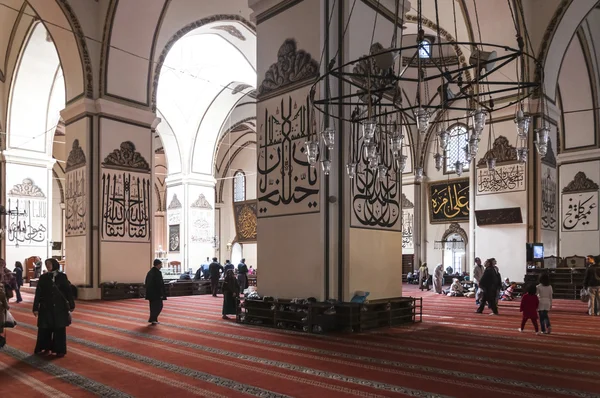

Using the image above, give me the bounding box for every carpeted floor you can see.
[1,284,599,397]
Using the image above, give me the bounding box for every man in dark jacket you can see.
[208,257,224,297]
[145,259,167,325]
[476,259,500,315]
[583,259,600,316]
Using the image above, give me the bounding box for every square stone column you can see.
[251,0,405,301]
[61,98,158,299]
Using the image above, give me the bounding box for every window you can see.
[444,124,470,173]
[418,39,431,58]
[233,171,246,202]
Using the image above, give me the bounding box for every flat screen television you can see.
[526,243,544,261]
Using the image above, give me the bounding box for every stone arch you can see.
[150,14,256,112]
[442,222,468,244]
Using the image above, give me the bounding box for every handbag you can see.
[4,310,17,328]
[580,288,590,302]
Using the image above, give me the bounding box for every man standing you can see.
[473,257,484,305]
[476,259,500,315]
[583,257,600,316]
[209,257,224,297]
[145,259,167,325]
[418,263,429,291]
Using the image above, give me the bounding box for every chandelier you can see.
[306,0,546,179]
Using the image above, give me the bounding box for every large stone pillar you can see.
[61,98,158,299]
[251,0,404,301]
[1,150,55,267]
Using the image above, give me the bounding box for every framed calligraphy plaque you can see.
[169,224,180,252]
[561,192,598,232]
[475,207,523,225]
[476,164,525,195]
[233,200,258,243]
[429,179,470,224]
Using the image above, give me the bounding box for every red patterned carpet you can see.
[1,285,599,397]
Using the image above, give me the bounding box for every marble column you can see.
[61,98,158,299]
[1,150,55,267]
[165,174,216,274]
[250,0,406,301]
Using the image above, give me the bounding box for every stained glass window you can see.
[418,39,431,58]
[233,171,246,202]
[445,124,470,173]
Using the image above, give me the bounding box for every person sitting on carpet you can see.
[502,282,517,301]
[448,278,465,297]
[222,269,239,320]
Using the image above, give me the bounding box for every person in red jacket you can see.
[519,284,540,334]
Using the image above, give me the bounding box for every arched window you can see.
[444,124,470,174]
[418,39,431,58]
[233,171,246,202]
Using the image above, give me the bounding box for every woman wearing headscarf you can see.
[0,258,17,302]
[221,269,239,320]
[33,258,75,357]
[13,261,23,303]
[433,263,444,294]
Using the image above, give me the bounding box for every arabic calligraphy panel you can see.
[257,88,320,218]
[476,164,526,195]
[65,167,86,236]
[541,165,557,231]
[169,224,180,252]
[234,200,258,243]
[429,179,470,224]
[190,208,213,244]
[561,192,598,232]
[402,210,414,251]
[6,197,47,246]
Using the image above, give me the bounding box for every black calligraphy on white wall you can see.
[561,172,599,232]
[429,179,470,224]
[477,164,525,195]
[401,193,414,249]
[190,193,213,244]
[350,118,401,230]
[257,94,319,217]
[101,141,151,242]
[169,224,180,252]
[65,139,87,236]
[7,179,47,246]
[167,194,182,225]
[541,166,557,231]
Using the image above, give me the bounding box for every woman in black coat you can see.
[33,258,75,357]
[14,261,23,303]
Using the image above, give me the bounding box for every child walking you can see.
[537,273,553,334]
[519,284,540,334]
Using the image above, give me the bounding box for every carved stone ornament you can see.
[402,193,414,209]
[232,83,253,95]
[211,25,246,41]
[191,193,213,210]
[562,172,599,193]
[442,222,468,243]
[351,42,401,102]
[257,39,319,99]
[8,178,46,198]
[66,139,87,172]
[167,194,182,210]
[102,141,150,172]
[477,136,517,167]
[541,139,557,168]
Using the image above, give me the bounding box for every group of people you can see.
[145,257,251,324]
[1,258,75,357]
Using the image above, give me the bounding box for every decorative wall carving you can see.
[561,192,598,231]
[257,94,319,217]
[401,193,414,208]
[234,200,258,243]
[429,179,469,224]
[475,207,523,225]
[257,39,319,99]
[352,43,401,101]
[101,141,151,242]
[232,83,253,95]
[476,164,526,195]
[562,172,599,193]
[169,224,180,252]
[477,136,517,167]
[350,116,400,230]
[191,214,212,244]
[211,25,246,41]
[402,210,414,250]
[65,140,87,236]
[7,180,47,245]
[541,166,557,231]
[442,222,468,243]
[191,194,212,209]
[541,139,557,167]
[168,194,182,209]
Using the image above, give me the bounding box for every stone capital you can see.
[165,173,216,188]
[60,97,160,128]
[0,149,56,168]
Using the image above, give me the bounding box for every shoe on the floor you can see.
[536,332,541,335]
[150,322,158,326]
[55,353,65,358]
[489,312,498,315]
[222,315,229,319]
[518,328,522,332]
